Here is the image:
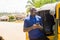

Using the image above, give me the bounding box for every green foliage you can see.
[27,0,56,8]
[8,16,15,22]
[26,0,56,14]
[9,16,15,19]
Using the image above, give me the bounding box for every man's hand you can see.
[37,24,43,29]
[32,24,43,29]
[32,24,37,29]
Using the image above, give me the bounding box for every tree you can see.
[56,0,60,1]
[27,0,56,8]
[26,0,56,14]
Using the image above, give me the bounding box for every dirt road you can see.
[0,22,26,40]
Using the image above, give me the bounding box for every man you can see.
[23,8,49,40]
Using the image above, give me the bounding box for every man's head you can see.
[30,8,37,16]
[0,36,4,40]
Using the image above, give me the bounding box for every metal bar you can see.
[54,19,58,40]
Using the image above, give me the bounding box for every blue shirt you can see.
[24,15,44,39]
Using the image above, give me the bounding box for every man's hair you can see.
[30,7,36,12]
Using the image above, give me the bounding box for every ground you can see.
[0,21,26,40]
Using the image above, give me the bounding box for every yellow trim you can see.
[26,32,29,40]
[58,21,60,33]
[56,3,60,19]
[56,3,60,33]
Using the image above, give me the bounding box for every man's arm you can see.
[23,19,33,32]
[23,18,43,32]
[23,26,33,32]
[23,23,43,32]
[23,24,40,32]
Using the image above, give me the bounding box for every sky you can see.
[0,0,28,13]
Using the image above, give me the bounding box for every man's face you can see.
[30,8,37,16]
